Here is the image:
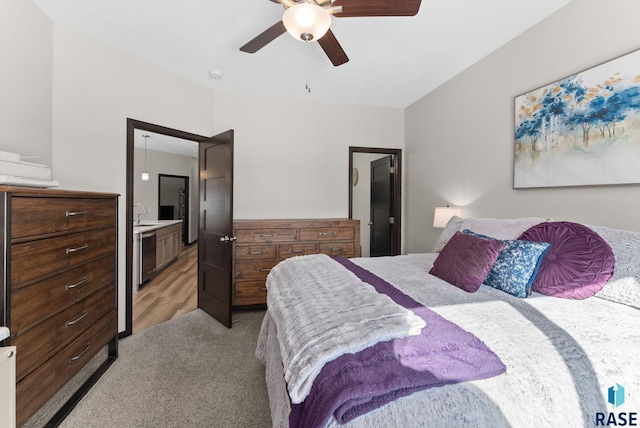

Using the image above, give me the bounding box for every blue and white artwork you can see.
[514,49,640,188]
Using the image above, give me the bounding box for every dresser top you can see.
[0,186,119,198]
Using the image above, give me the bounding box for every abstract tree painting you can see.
[514,49,640,188]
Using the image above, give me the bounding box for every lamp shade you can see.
[283,3,331,42]
[433,206,462,228]
[141,171,149,181]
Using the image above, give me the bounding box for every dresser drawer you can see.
[299,227,355,242]
[278,243,318,259]
[318,242,356,257]
[10,254,115,335]
[16,309,117,427]
[10,227,116,286]
[234,245,276,261]
[10,197,116,240]
[235,228,297,243]
[13,286,115,381]
[234,260,278,280]
[234,281,268,306]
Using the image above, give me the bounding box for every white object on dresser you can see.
[1,334,17,428]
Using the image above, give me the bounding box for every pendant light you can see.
[141,134,150,181]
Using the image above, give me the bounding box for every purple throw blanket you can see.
[289,257,506,428]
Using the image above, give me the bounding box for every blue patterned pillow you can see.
[463,229,550,298]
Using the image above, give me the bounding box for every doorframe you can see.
[348,146,402,255]
[125,118,208,337]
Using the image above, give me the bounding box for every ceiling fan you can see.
[240,0,422,67]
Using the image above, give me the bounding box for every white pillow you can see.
[432,216,464,252]
[588,224,640,310]
[432,216,549,253]
[461,217,549,240]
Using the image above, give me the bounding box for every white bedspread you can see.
[266,254,425,404]
[257,253,640,428]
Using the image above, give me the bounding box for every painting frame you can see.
[513,48,640,189]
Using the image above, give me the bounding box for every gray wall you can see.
[405,0,640,253]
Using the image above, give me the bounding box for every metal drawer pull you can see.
[318,232,337,237]
[289,249,306,253]
[258,233,276,237]
[66,244,89,254]
[248,251,265,255]
[69,342,91,362]
[66,211,89,217]
[259,287,268,291]
[66,276,88,290]
[259,268,272,272]
[330,248,344,252]
[66,311,88,327]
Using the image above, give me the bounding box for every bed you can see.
[255,217,640,428]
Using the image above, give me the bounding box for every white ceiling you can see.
[32,0,572,110]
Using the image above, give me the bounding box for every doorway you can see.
[158,174,189,245]
[125,119,208,337]
[349,147,402,256]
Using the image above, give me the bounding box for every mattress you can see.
[257,253,640,428]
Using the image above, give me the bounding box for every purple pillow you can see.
[429,231,504,293]
[518,222,615,299]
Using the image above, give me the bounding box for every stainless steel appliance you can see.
[140,231,157,287]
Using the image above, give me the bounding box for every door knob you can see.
[368,222,374,226]
[219,235,237,242]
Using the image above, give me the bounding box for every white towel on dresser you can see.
[266,254,425,404]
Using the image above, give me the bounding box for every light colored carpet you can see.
[59,309,271,428]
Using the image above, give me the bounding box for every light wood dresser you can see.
[0,186,118,427]
[232,218,360,306]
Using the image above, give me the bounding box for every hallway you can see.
[132,243,197,333]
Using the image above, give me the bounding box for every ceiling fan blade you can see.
[332,0,422,17]
[318,29,349,66]
[240,21,287,53]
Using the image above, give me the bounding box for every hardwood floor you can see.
[132,242,198,333]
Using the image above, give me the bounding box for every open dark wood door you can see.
[370,155,395,257]
[198,130,234,328]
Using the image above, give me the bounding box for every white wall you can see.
[212,90,404,220]
[50,25,217,332]
[405,0,640,253]
[3,9,405,332]
[0,0,53,166]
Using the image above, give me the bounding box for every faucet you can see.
[133,203,148,224]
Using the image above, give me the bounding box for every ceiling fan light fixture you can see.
[283,3,331,42]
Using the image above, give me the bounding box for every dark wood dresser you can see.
[232,218,361,306]
[0,186,118,427]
